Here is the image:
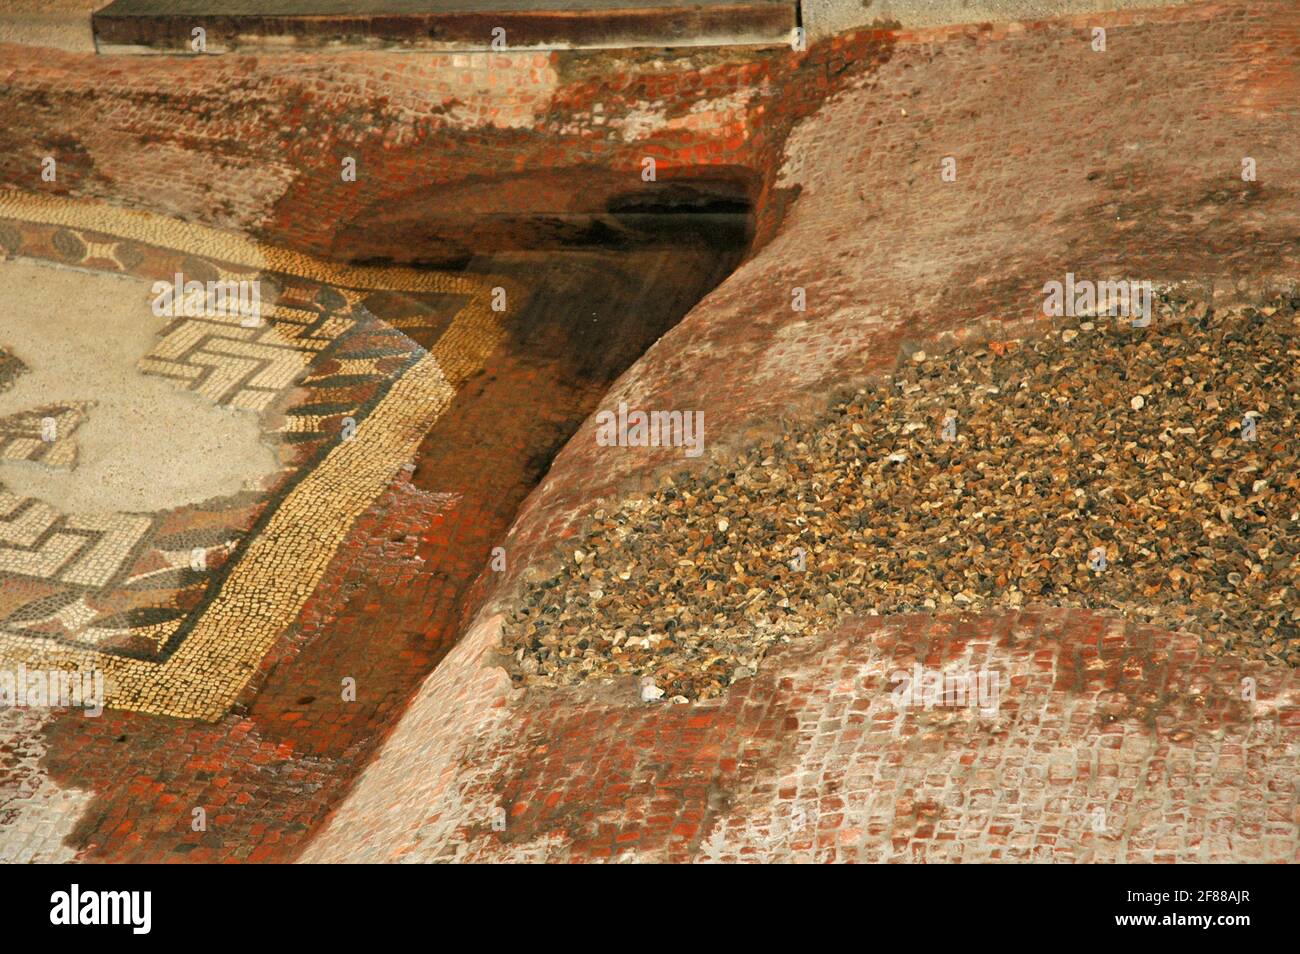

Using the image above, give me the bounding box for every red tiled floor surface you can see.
[310,608,1296,862]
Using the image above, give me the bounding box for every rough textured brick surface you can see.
[309,609,1296,862]
[0,31,885,262]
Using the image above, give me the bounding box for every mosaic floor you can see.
[0,190,515,721]
[0,188,746,862]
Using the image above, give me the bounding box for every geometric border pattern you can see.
[0,190,517,720]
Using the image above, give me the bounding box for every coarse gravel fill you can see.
[504,294,1299,700]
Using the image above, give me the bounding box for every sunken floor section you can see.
[504,294,1300,700]
[0,190,747,861]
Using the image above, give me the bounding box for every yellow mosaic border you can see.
[0,190,469,294]
[0,190,517,720]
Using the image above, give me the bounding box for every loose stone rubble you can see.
[505,294,1300,699]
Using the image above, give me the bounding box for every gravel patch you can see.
[504,294,1299,700]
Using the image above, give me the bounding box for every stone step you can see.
[92,0,799,54]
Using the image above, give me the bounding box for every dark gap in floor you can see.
[408,208,749,544]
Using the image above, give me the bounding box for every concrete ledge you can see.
[91,0,799,53]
